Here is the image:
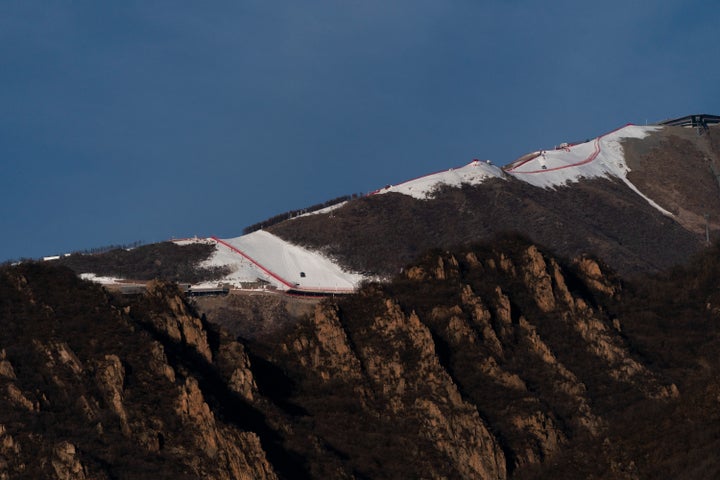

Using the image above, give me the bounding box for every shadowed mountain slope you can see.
[6,236,720,478]
[269,175,700,278]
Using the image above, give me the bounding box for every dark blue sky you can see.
[2,1,719,261]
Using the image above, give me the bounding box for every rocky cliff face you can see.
[275,238,676,477]
[280,298,507,479]
[3,236,720,479]
[0,264,276,480]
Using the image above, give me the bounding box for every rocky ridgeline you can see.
[2,237,719,479]
[272,237,681,478]
[0,265,275,480]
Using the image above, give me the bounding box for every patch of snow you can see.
[172,237,215,246]
[219,231,365,292]
[77,234,364,293]
[505,125,658,187]
[296,201,348,217]
[80,273,123,285]
[194,239,276,288]
[374,160,505,200]
[505,125,671,215]
[264,202,352,223]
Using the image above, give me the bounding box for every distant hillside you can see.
[42,120,720,292]
[269,176,700,277]
[269,123,720,278]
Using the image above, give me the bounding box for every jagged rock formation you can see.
[279,298,507,479]
[264,236,683,478]
[0,264,276,479]
[4,236,720,478]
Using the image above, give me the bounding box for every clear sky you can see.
[2,0,719,261]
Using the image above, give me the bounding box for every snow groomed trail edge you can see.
[211,236,355,295]
[504,124,633,175]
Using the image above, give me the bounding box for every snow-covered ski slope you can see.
[191,237,278,287]
[372,124,669,215]
[187,232,364,293]
[504,125,653,184]
[176,123,670,295]
[372,160,505,199]
[504,124,672,215]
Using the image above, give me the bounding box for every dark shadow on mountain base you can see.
[128,306,313,480]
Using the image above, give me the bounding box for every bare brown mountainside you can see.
[624,123,720,233]
[4,236,720,478]
[269,124,720,278]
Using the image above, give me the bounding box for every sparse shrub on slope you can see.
[242,194,362,234]
[56,241,229,282]
[269,177,702,278]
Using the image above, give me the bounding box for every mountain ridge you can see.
[4,234,720,478]
[4,114,720,479]
[268,121,719,280]
[42,117,720,295]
